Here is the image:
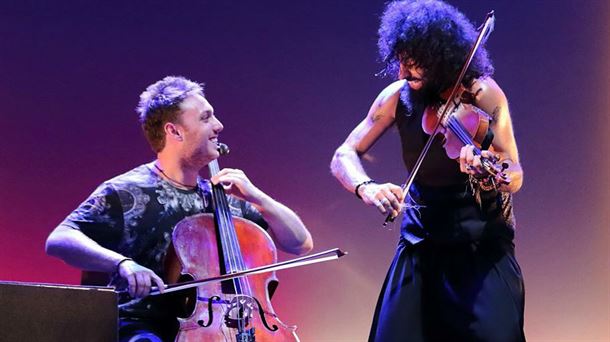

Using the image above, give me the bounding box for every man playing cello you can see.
[46,75,313,341]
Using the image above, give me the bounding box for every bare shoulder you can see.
[340,80,406,153]
[470,77,508,118]
[368,80,405,121]
[473,77,505,95]
[376,80,405,106]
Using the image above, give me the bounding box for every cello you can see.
[165,143,299,342]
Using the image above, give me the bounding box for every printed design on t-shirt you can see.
[68,186,117,227]
[116,184,150,228]
[156,181,205,214]
[229,202,243,217]
[155,231,173,263]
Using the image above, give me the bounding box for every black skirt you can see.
[369,184,525,342]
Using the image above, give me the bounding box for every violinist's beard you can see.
[400,81,442,116]
[412,81,442,106]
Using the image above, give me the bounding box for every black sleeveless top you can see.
[394,92,516,244]
[394,99,468,186]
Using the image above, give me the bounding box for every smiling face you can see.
[175,93,224,167]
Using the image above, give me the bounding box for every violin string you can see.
[447,117,482,155]
[447,117,471,147]
[447,117,501,177]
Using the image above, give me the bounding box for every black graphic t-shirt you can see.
[60,163,268,320]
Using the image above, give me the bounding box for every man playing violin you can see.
[331,1,525,341]
[46,75,313,342]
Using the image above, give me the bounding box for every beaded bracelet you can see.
[355,180,376,200]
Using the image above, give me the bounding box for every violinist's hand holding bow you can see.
[358,182,404,217]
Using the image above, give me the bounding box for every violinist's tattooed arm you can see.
[491,105,501,121]
[474,78,523,193]
[331,80,405,214]
[372,111,386,123]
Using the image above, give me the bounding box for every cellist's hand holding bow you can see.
[118,259,166,298]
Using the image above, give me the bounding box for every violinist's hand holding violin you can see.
[358,182,404,217]
[211,168,265,203]
[118,259,166,298]
[459,144,511,189]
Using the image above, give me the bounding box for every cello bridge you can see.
[224,295,256,329]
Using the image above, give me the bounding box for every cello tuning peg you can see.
[217,143,230,155]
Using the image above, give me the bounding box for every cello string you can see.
[208,161,233,277]
[210,160,255,335]
[208,162,236,334]
[217,186,243,295]
[217,187,244,334]
[212,163,241,290]
[219,188,246,294]
[217,185,251,333]
[209,163,244,334]
[215,175,254,299]
[212,185,232,274]
[222,191,255,330]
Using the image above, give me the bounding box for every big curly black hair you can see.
[378,0,494,97]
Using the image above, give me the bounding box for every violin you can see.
[165,143,299,342]
[422,84,510,184]
[384,11,505,225]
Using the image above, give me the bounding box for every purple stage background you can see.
[1,1,608,340]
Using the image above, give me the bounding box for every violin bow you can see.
[383,11,496,226]
[147,248,347,296]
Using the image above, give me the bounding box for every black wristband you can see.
[116,257,133,274]
[354,180,376,200]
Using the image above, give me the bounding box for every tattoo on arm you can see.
[372,113,383,122]
[491,106,501,121]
